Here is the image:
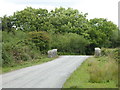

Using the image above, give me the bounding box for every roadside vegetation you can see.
[1,7,120,74]
[2,30,57,73]
[2,57,56,73]
[63,48,119,88]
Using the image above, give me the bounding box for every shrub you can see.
[28,31,50,53]
[88,60,103,83]
[51,33,89,54]
[101,48,119,61]
[103,61,118,82]
[11,39,42,61]
[2,46,14,66]
[2,31,42,66]
[88,56,118,83]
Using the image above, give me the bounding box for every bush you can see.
[51,33,89,54]
[2,46,14,66]
[88,56,118,83]
[101,48,119,60]
[28,31,50,53]
[2,31,42,67]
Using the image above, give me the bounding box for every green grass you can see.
[2,56,57,74]
[63,56,118,88]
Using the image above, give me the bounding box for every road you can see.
[1,55,90,88]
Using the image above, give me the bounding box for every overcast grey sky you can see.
[0,0,119,25]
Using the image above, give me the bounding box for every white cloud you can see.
[72,0,119,25]
[0,0,56,16]
[0,0,26,16]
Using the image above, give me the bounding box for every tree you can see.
[2,7,89,34]
[28,31,50,53]
[2,7,118,55]
[88,18,118,48]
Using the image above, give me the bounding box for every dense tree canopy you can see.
[1,7,119,53]
[2,7,90,33]
[2,7,119,67]
[88,18,118,47]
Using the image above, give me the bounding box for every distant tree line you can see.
[1,7,119,55]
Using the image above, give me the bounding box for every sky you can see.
[0,0,119,25]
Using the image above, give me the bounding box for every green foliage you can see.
[111,29,120,48]
[51,33,89,54]
[2,7,118,54]
[2,31,41,66]
[2,7,89,34]
[63,56,118,88]
[2,15,12,31]
[2,56,56,73]
[101,48,120,60]
[88,18,118,48]
[1,7,119,67]
[2,31,27,66]
[88,57,118,84]
[49,7,89,34]
[87,48,119,84]
[28,31,50,53]
[2,46,14,66]
[11,7,50,32]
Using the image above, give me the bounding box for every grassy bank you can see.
[2,31,58,74]
[63,48,118,88]
[2,56,57,74]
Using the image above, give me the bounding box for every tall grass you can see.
[63,55,118,88]
[88,58,118,83]
[88,48,118,85]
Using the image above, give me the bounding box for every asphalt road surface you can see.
[1,55,90,88]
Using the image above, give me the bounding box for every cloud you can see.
[0,0,26,16]
[0,0,74,16]
[72,0,119,25]
[0,0,56,16]
[2,0,77,5]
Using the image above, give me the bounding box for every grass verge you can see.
[63,56,118,88]
[2,56,57,74]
